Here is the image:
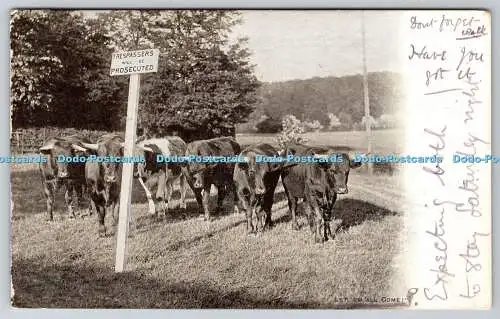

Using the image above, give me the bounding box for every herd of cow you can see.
[38,133,362,243]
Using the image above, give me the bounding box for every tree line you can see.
[237,71,405,133]
[11,10,403,141]
[10,10,259,141]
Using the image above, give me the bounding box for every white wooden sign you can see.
[111,49,159,273]
[110,49,159,76]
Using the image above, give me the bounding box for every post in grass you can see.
[110,48,159,272]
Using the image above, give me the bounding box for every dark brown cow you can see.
[38,135,92,221]
[233,143,281,233]
[183,137,241,221]
[281,143,362,243]
[74,133,124,236]
[134,137,188,216]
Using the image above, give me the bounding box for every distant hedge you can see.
[11,127,119,153]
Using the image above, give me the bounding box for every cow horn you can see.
[71,144,87,152]
[81,142,99,151]
[138,145,154,153]
[39,145,53,151]
[313,153,330,159]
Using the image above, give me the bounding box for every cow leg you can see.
[156,171,167,216]
[283,187,299,230]
[166,181,173,203]
[85,183,95,217]
[178,174,187,210]
[138,175,156,215]
[302,203,314,232]
[184,173,203,214]
[92,194,106,237]
[289,197,299,231]
[262,189,275,229]
[202,184,212,221]
[314,207,324,244]
[232,182,240,215]
[43,181,56,221]
[112,201,120,226]
[164,181,173,213]
[65,187,76,219]
[237,189,253,234]
[256,205,267,233]
[323,208,333,241]
[216,184,227,214]
[88,197,96,217]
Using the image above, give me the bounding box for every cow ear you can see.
[207,163,218,170]
[349,158,362,169]
[80,142,99,151]
[313,153,332,169]
[269,162,283,172]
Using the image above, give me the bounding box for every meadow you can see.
[10,130,408,308]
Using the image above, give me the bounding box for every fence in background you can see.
[10,127,115,154]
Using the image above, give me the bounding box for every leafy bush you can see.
[378,114,397,129]
[327,113,341,130]
[255,116,282,133]
[276,115,307,149]
[303,120,323,133]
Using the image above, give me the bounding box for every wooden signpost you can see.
[110,48,159,273]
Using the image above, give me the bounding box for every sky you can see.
[231,10,404,82]
[80,10,405,83]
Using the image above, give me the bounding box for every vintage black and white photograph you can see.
[9,9,491,309]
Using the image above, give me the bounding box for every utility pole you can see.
[362,11,373,174]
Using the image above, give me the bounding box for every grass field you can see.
[236,129,404,154]
[10,130,408,308]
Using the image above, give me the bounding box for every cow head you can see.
[39,140,72,179]
[102,139,124,184]
[134,143,164,179]
[237,154,265,196]
[184,144,215,190]
[237,149,281,197]
[40,138,89,179]
[77,136,124,184]
[314,152,362,194]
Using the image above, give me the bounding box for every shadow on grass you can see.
[11,257,407,309]
[334,198,399,230]
[272,196,399,232]
[11,170,155,219]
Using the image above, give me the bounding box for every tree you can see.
[139,11,260,141]
[96,10,162,50]
[10,10,125,130]
[98,10,260,141]
[10,10,62,127]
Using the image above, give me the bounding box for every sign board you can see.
[110,49,160,76]
[110,49,159,273]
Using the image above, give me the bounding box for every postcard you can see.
[9,9,491,309]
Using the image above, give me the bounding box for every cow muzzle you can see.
[336,187,348,194]
[104,175,117,183]
[255,185,265,195]
[193,180,203,189]
[57,171,69,178]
